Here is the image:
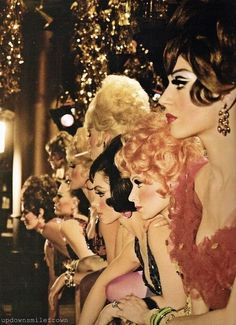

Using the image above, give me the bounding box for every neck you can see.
[200,123,236,182]
[35,222,45,235]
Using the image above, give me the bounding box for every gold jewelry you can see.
[112,300,122,310]
[217,103,230,136]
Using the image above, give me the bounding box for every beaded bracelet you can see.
[64,260,79,288]
[64,269,76,287]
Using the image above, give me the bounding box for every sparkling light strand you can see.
[70,0,140,115]
[71,0,109,117]
[0,0,25,105]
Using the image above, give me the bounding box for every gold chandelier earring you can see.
[217,103,231,136]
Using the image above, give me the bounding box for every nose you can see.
[90,194,100,210]
[128,187,136,204]
[158,86,172,108]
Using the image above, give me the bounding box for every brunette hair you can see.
[45,131,72,160]
[89,136,136,213]
[164,0,236,105]
[116,113,204,196]
[21,175,58,222]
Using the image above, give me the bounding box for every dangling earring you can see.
[217,103,231,136]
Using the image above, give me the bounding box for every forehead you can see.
[171,56,196,77]
[93,172,109,188]
[58,181,71,194]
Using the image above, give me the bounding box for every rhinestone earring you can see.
[217,103,231,136]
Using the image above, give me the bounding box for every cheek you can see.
[99,198,108,209]
[139,188,156,203]
[90,135,97,147]
[72,168,79,178]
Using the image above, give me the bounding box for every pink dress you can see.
[169,159,236,310]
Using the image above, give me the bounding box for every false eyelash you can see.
[171,78,188,89]
[95,191,105,197]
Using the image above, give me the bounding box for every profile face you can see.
[87,127,104,160]
[47,152,64,170]
[21,207,40,230]
[91,171,120,224]
[159,56,219,139]
[54,181,76,217]
[128,174,169,220]
[68,163,87,190]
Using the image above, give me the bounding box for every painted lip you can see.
[166,113,177,124]
[135,206,142,212]
[122,211,133,219]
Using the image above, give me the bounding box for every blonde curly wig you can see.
[84,75,150,142]
[116,112,204,196]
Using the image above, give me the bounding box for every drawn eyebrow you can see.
[171,69,195,78]
[94,186,106,191]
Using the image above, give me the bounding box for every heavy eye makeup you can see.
[132,177,143,188]
[94,186,106,197]
[169,69,197,90]
[171,75,188,89]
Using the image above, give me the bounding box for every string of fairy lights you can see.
[0,0,169,111]
[0,0,25,106]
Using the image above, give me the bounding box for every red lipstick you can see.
[166,113,177,124]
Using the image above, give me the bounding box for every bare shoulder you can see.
[148,221,170,243]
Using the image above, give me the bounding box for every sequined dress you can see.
[169,159,236,310]
[134,237,162,295]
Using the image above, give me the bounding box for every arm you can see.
[44,240,56,288]
[79,239,139,325]
[42,219,69,257]
[60,219,94,258]
[148,223,186,309]
[99,220,120,263]
[166,277,236,325]
[49,270,92,311]
[110,223,187,325]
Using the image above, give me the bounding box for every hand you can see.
[116,295,149,325]
[48,273,65,310]
[94,303,120,325]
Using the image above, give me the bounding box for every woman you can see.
[121,0,236,324]
[45,131,72,182]
[49,137,135,314]
[21,174,96,322]
[79,114,204,325]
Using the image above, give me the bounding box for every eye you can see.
[95,190,105,198]
[133,178,143,188]
[68,163,76,169]
[171,76,188,90]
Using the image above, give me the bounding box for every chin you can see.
[170,125,193,139]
